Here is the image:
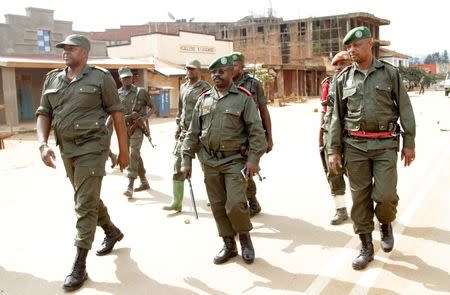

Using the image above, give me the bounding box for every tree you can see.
[443,50,449,63]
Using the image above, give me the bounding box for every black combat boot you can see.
[248,196,261,217]
[239,233,255,264]
[134,176,150,192]
[352,233,374,270]
[380,223,394,252]
[63,247,88,291]
[123,178,134,198]
[96,221,124,256]
[330,207,349,225]
[213,236,238,264]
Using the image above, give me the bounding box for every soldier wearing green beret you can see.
[230,51,273,217]
[181,55,267,265]
[118,67,156,198]
[163,59,210,212]
[36,34,129,291]
[327,27,416,270]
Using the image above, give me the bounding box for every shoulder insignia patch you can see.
[238,86,253,97]
[197,87,210,98]
[46,68,64,76]
[92,65,109,73]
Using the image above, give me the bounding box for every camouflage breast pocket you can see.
[76,85,101,108]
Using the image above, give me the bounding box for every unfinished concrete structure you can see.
[91,12,390,98]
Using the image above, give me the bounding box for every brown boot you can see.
[96,222,124,256]
[134,176,150,192]
[352,233,374,270]
[213,236,238,264]
[239,233,255,264]
[63,247,88,291]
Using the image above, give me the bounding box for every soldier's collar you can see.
[228,83,239,94]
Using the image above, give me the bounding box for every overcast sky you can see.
[1,0,447,58]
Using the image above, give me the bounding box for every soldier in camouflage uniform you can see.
[36,35,129,291]
[230,52,273,217]
[118,67,155,198]
[163,59,210,212]
[328,27,416,270]
[181,55,267,265]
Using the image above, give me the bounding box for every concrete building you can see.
[379,48,410,68]
[0,7,153,126]
[91,12,390,98]
[108,31,233,114]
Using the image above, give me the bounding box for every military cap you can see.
[185,59,201,69]
[118,67,133,78]
[56,34,91,50]
[331,51,351,65]
[230,52,245,62]
[343,26,372,45]
[208,55,233,70]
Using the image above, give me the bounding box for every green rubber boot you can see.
[162,180,184,212]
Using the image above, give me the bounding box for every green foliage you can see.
[399,66,437,88]
[249,68,275,85]
[424,50,449,63]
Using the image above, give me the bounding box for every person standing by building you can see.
[419,76,426,94]
[163,59,210,212]
[36,34,129,291]
[230,52,273,217]
[319,51,352,225]
[118,67,155,198]
[181,55,267,264]
[328,27,416,270]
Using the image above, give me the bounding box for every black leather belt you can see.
[204,148,240,159]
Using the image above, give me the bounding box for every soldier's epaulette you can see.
[197,87,210,98]
[321,76,332,85]
[380,59,396,68]
[238,86,253,97]
[336,64,352,79]
[92,65,109,73]
[46,68,64,76]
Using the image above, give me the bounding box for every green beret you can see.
[118,67,133,78]
[230,52,245,62]
[343,26,372,45]
[208,55,233,70]
[185,59,201,69]
[56,34,91,50]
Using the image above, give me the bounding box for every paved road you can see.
[1,91,449,294]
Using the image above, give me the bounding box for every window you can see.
[37,30,51,52]
[257,26,264,33]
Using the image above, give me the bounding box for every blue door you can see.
[17,76,34,120]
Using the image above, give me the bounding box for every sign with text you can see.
[179,44,216,54]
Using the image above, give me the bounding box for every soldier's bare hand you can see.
[181,166,192,179]
[40,145,56,169]
[244,162,258,177]
[328,154,342,175]
[117,152,129,172]
[401,147,415,167]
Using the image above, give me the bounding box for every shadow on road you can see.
[0,266,62,294]
[384,249,450,293]
[400,224,450,245]
[251,213,353,253]
[90,247,198,295]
